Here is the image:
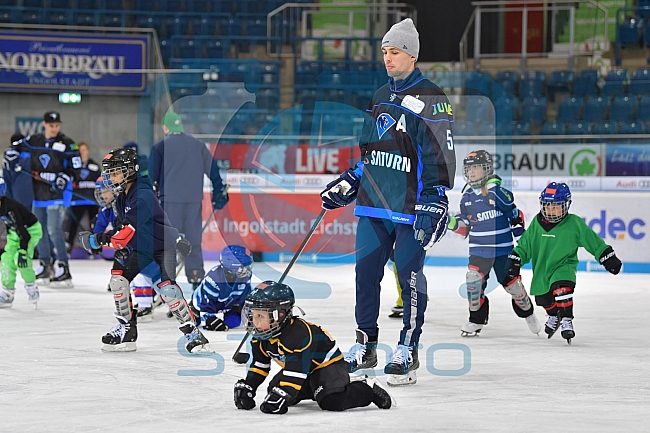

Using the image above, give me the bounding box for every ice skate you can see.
[25,283,39,308]
[136,306,153,322]
[560,317,575,344]
[461,321,484,337]
[50,262,73,288]
[365,376,395,409]
[525,313,541,335]
[0,287,15,308]
[179,321,211,353]
[385,344,419,386]
[344,329,378,373]
[545,315,560,339]
[101,313,137,352]
[35,261,52,285]
[388,305,403,318]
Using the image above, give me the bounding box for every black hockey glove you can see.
[505,252,522,283]
[212,184,230,210]
[176,236,192,257]
[320,167,360,210]
[260,386,290,415]
[204,314,228,331]
[17,249,28,268]
[234,379,256,410]
[51,172,71,193]
[599,247,622,275]
[413,194,449,250]
[510,207,525,228]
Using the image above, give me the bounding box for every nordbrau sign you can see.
[454,143,603,176]
[0,31,149,94]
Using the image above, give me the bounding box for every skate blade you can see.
[50,280,73,288]
[461,330,481,337]
[102,342,137,352]
[386,371,417,387]
[137,315,154,323]
[388,312,403,319]
[0,303,13,309]
[187,343,215,354]
[36,278,51,286]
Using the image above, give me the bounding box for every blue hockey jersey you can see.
[193,264,252,315]
[3,147,34,210]
[458,178,520,258]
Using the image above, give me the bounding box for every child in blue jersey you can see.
[448,150,541,336]
[93,177,156,321]
[191,245,253,331]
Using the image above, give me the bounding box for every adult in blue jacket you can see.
[320,19,456,386]
[150,112,228,288]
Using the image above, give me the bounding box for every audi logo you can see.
[639,180,650,189]
[568,180,586,188]
[240,177,259,184]
[301,178,323,186]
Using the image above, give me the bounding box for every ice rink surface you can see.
[1,259,649,433]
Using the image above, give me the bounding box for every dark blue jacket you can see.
[3,146,34,210]
[112,176,179,254]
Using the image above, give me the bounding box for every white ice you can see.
[1,259,649,432]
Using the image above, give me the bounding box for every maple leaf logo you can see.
[575,157,596,175]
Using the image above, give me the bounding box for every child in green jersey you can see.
[505,182,622,344]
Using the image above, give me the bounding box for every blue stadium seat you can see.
[547,70,574,101]
[573,70,599,96]
[295,62,320,86]
[137,15,163,35]
[636,95,650,121]
[591,121,617,142]
[557,95,583,122]
[541,121,565,135]
[261,63,280,86]
[565,121,589,142]
[173,38,198,58]
[256,88,280,111]
[73,11,96,26]
[494,97,519,123]
[102,0,123,8]
[100,13,124,27]
[0,9,11,23]
[23,0,42,6]
[617,17,640,47]
[76,0,96,7]
[519,77,544,98]
[455,121,476,136]
[495,70,519,85]
[494,79,516,98]
[511,122,531,143]
[50,0,71,8]
[476,122,495,137]
[135,0,160,11]
[609,95,635,121]
[47,10,69,25]
[465,72,492,96]
[166,0,188,12]
[602,68,629,95]
[617,121,645,143]
[465,97,493,123]
[159,38,171,65]
[582,95,608,121]
[21,9,43,24]
[520,97,546,125]
[628,67,650,94]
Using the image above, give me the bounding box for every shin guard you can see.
[157,280,194,324]
[110,270,132,320]
[504,277,532,312]
[466,267,483,311]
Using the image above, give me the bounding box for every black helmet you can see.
[101,148,139,195]
[463,150,494,189]
[244,280,295,340]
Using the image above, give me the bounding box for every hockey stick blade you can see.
[232,352,250,364]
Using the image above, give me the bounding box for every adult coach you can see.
[13,111,80,285]
[150,112,229,288]
[320,18,456,386]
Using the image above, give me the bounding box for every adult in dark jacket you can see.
[150,112,228,288]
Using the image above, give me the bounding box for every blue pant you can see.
[355,216,427,347]
[162,201,204,280]
[32,205,69,266]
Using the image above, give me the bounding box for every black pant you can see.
[534,280,575,319]
[468,254,530,324]
[267,360,373,412]
[112,248,176,284]
[63,205,99,250]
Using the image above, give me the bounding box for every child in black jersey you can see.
[234,280,393,414]
[0,176,43,308]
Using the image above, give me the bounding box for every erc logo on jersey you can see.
[39,154,51,168]
[376,113,396,139]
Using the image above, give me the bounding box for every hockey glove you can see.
[413,194,449,250]
[51,172,71,193]
[505,252,522,283]
[111,224,135,250]
[260,387,290,415]
[212,184,229,210]
[510,207,525,228]
[234,379,256,410]
[17,249,28,268]
[320,163,363,210]
[204,314,228,331]
[447,214,469,238]
[79,232,111,253]
[176,236,192,257]
[599,247,622,275]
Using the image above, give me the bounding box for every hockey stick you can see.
[17,168,100,206]
[232,208,327,364]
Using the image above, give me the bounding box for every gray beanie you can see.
[381,18,419,60]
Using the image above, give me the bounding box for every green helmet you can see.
[244,280,295,340]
